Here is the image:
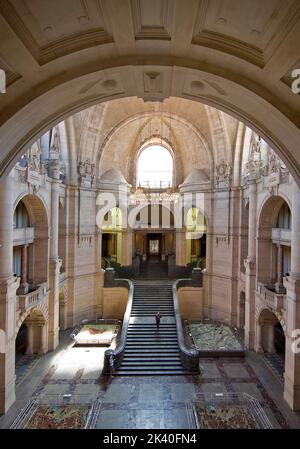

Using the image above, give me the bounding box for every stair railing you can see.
[172,275,201,373]
[103,269,134,374]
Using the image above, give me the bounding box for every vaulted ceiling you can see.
[0,1,299,181]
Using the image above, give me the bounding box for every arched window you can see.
[277,203,291,230]
[13,200,29,228]
[137,145,173,188]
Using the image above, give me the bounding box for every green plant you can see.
[196,257,206,269]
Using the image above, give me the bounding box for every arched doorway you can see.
[257,309,285,362]
[131,203,175,262]
[15,308,48,384]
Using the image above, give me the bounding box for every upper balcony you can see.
[272,228,291,245]
[256,282,286,314]
[16,282,48,314]
[13,227,34,246]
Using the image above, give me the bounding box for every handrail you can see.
[103,278,134,374]
[172,279,200,373]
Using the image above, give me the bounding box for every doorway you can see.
[147,233,161,260]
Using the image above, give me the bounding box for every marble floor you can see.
[1,330,300,429]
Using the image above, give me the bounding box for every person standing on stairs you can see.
[155,311,161,329]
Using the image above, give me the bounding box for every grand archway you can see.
[0,1,299,182]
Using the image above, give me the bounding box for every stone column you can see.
[17,244,29,295]
[266,324,276,354]
[142,234,147,261]
[48,171,61,351]
[275,244,285,293]
[256,323,264,353]
[161,234,165,261]
[0,174,19,413]
[283,181,300,410]
[244,180,257,349]
[121,230,133,266]
[25,324,34,355]
[175,229,186,266]
[39,323,47,355]
[59,298,68,331]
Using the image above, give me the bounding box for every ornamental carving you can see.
[215,160,232,187]
[243,134,263,182]
[78,159,95,187]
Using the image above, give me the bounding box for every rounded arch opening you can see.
[257,309,286,364]
[1,62,300,187]
[13,194,49,293]
[136,144,174,189]
[257,195,291,291]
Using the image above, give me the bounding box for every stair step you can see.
[116,273,188,375]
[115,368,187,374]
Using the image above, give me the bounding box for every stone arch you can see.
[256,307,286,357]
[1,63,299,187]
[18,306,48,356]
[16,301,49,335]
[257,195,291,286]
[13,192,49,229]
[97,110,213,187]
[135,140,174,188]
[258,193,292,227]
[13,194,49,288]
[256,306,286,336]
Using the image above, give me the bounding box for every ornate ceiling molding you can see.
[0,0,114,65]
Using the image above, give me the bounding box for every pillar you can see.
[0,174,19,414]
[283,181,300,410]
[48,175,61,351]
[161,234,165,261]
[25,324,34,355]
[39,323,47,355]
[17,245,29,295]
[265,323,276,354]
[175,229,186,266]
[275,244,285,293]
[142,234,147,261]
[256,322,264,353]
[59,298,68,331]
[121,230,133,266]
[244,180,257,349]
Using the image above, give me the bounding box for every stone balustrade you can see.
[17,282,48,313]
[272,228,291,244]
[13,227,34,246]
[257,282,285,313]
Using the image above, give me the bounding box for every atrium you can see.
[0,0,300,431]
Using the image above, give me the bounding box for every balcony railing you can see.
[17,282,48,313]
[13,227,34,246]
[257,282,285,313]
[272,228,291,244]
